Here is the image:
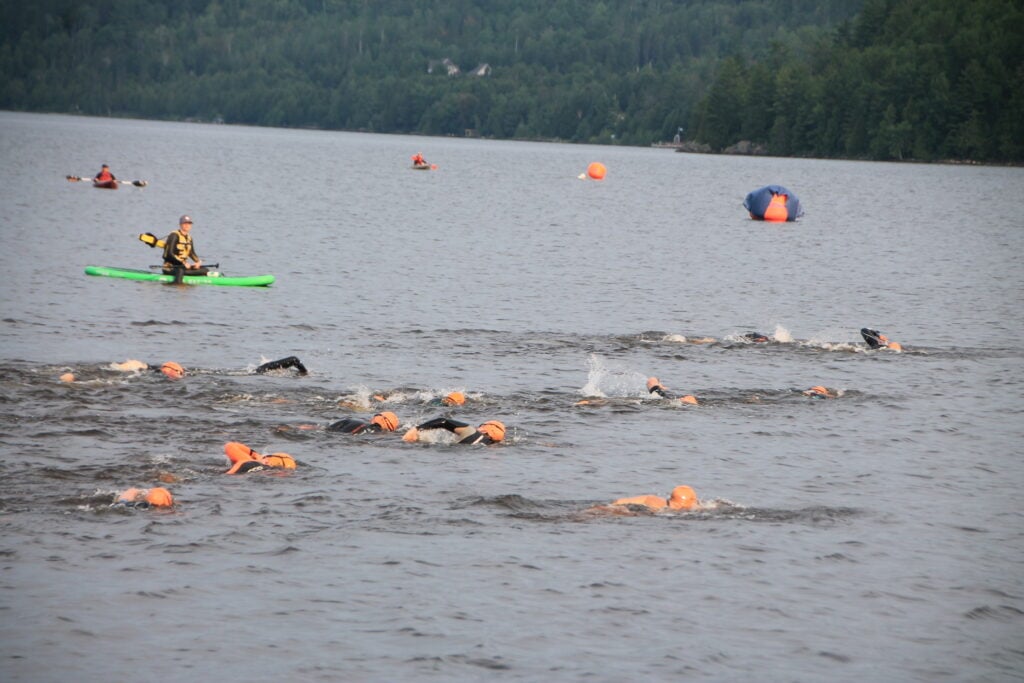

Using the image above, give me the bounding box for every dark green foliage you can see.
[691,0,1024,162]
[3,0,1017,161]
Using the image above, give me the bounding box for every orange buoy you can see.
[59,372,75,383]
[586,162,606,180]
[763,193,789,222]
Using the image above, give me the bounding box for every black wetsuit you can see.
[861,328,885,349]
[648,383,673,399]
[414,417,497,445]
[254,356,308,375]
[744,331,770,342]
[326,418,385,434]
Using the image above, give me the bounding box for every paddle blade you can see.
[139,233,165,249]
[66,175,82,182]
[131,180,148,187]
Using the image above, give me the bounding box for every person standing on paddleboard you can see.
[163,215,207,283]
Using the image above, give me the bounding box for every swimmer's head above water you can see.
[371,412,400,432]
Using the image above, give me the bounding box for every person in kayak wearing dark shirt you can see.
[401,417,506,445]
[327,411,400,434]
[163,215,207,282]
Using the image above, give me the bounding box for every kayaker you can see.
[401,417,505,445]
[327,411,400,434]
[861,327,902,351]
[94,164,115,183]
[163,215,207,283]
[412,152,427,166]
[647,376,698,405]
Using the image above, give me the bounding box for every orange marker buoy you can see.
[586,162,606,180]
[763,193,788,222]
[59,372,75,383]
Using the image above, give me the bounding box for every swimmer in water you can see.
[326,411,400,434]
[223,442,297,474]
[588,485,701,514]
[647,377,699,405]
[860,328,902,351]
[402,417,506,445]
[371,391,466,407]
[802,385,839,399]
[110,359,185,380]
[743,331,771,342]
[114,486,174,508]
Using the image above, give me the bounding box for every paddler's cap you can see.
[371,411,399,432]
[102,164,109,168]
[443,391,465,406]
[160,361,185,380]
[179,215,193,224]
[144,487,174,507]
[478,420,506,442]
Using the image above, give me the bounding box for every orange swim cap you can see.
[443,391,466,406]
[646,377,660,391]
[261,453,296,469]
[160,361,184,380]
[478,420,506,442]
[668,485,698,510]
[145,487,174,507]
[59,372,75,383]
[371,411,399,432]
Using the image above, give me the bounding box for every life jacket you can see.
[95,169,114,182]
[165,230,193,264]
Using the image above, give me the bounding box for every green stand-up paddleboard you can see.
[85,266,274,287]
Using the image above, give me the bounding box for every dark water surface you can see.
[1,112,1022,682]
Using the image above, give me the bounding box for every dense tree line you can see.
[691,0,1024,162]
[1,0,1019,161]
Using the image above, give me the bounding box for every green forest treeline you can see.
[1,0,1020,162]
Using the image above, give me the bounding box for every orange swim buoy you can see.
[59,372,75,383]
[586,162,606,180]
[763,193,788,222]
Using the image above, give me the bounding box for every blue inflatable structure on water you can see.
[744,185,804,222]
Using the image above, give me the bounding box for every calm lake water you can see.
[0,111,1022,682]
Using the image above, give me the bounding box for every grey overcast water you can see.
[0,111,1022,682]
